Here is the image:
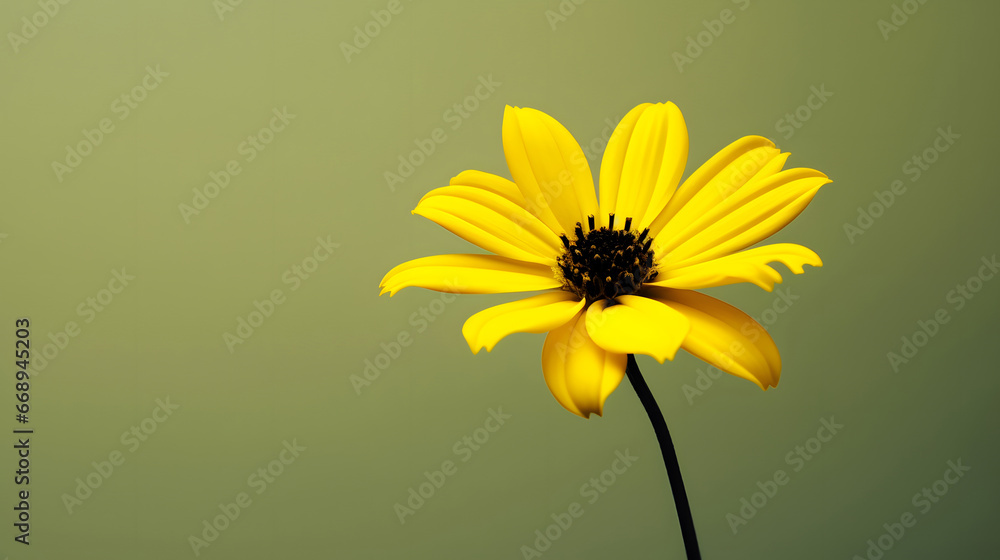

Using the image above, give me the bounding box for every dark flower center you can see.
[557,213,658,302]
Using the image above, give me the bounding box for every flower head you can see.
[380,102,830,418]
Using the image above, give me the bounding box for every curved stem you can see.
[625,354,701,560]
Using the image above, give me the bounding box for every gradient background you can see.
[2,0,998,558]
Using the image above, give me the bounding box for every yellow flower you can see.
[380,102,830,418]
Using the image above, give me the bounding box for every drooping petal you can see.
[658,168,831,268]
[449,170,526,208]
[541,311,627,418]
[584,295,690,363]
[502,106,599,235]
[462,291,584,354]
[599,102,688,230]
[648,243,822,292]
[379,254,561,296]
[414,186,563,264]
[643,286,780,389]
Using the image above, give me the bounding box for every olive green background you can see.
[2,0,998,558]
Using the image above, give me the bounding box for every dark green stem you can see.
[625,354,701,560]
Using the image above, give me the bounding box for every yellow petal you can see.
[597,103,650,228]
[415,186,563,264]
[644,287,780,388]
[584,295,690,363]
[541,312,627,418]
[661,168,831,268]
[379,254,561,296]
[649,135,776,233]
[449,170,526,208]
[600,102,688,230]
[649,244,822,292]
[652,142,783,242]
[462,291,584,354]
[502,106,599,235]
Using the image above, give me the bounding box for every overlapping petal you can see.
[541,311,627,418]
[599,102,688,230]
[463,291,584,354]
[449,170,526,208]
[656,168,830,268]
[649,243,822,292]
[379,254,561,296]
[644,286,780,389]
[414,186,563,264]
[502,106,599,235]
[649,135,780,234]
[585,295,690,363]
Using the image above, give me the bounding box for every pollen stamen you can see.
[556,215,658,302]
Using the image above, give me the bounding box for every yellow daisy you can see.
[380,102,830,419]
